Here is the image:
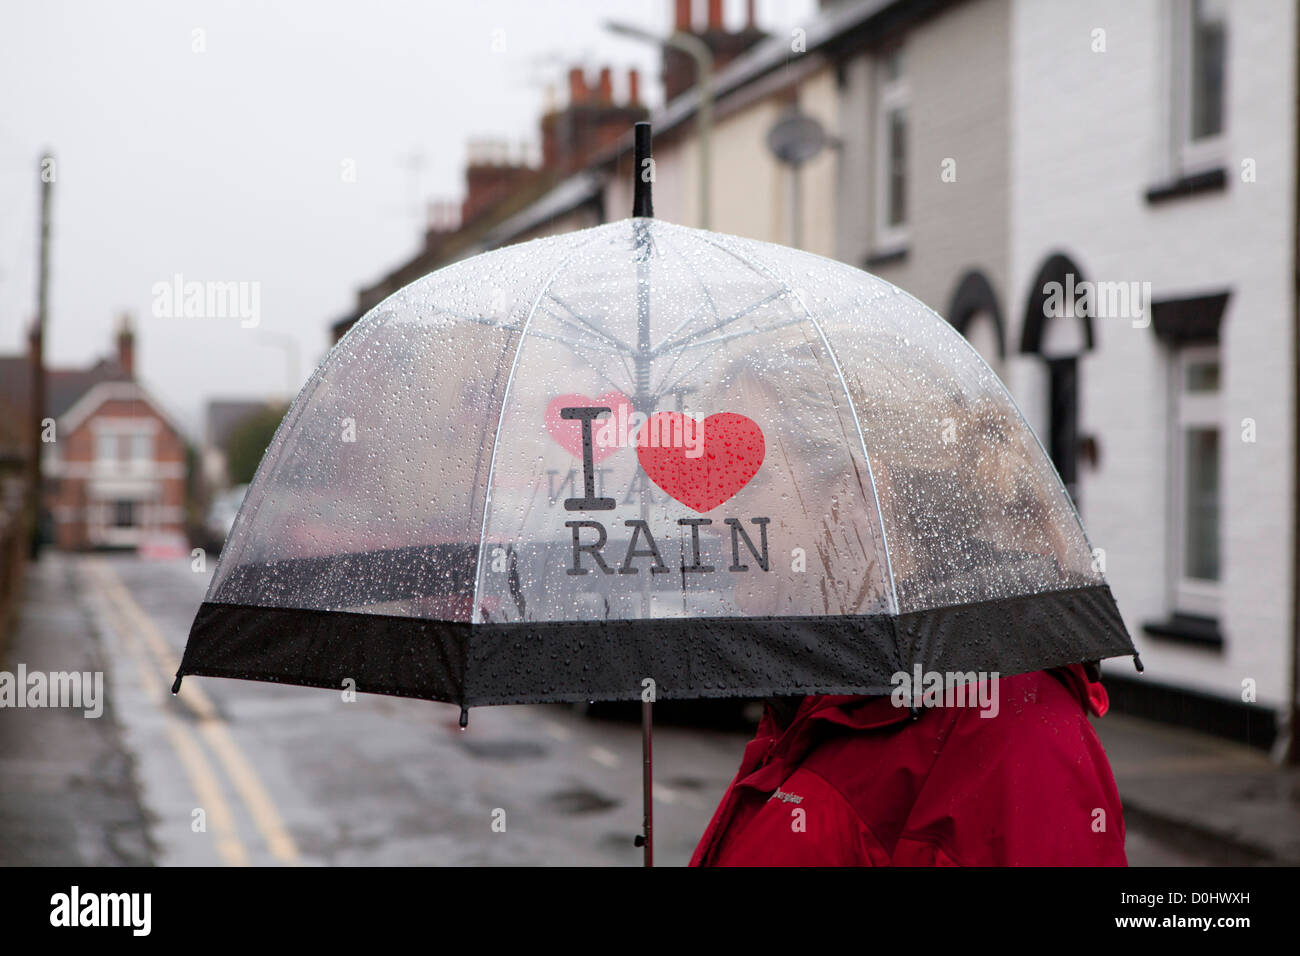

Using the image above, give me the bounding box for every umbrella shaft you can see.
[642,699,653,867]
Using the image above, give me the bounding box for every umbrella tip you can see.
[1132,653,1145,673]
[170,673,183,695]
[459,706,469,729]
[633,121,653,219]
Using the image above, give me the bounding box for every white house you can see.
[330,0,1299,754]
[1007,0,1296,752]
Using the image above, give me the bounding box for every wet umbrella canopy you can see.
[178,192,1136,709]
[176,127,1136,863]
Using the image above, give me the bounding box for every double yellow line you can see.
[82,559,299,867]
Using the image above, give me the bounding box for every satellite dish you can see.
[766,108,828,167]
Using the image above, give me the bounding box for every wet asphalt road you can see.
[2,552,1233,867]
[75,552,744,866]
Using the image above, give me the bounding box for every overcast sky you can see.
[0,0,813,437]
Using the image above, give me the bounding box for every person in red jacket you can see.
[691,663,1126,866]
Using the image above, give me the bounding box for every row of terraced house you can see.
[329,0,1300,756]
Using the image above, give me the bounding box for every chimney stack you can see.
[541,62,649,173]
[461,138,536,224]
[663,0,768,102]
[116,313,135,379]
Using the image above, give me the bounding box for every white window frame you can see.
[93,430,119,465]
[1171,344,1222,616]
[129,431,153,463]
[873,48,909,250]
[1170,0,1228,175]
[91,417,158,474]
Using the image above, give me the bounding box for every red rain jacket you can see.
[691,665,1126,866]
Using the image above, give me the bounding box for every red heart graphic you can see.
[544,392,633,463]
[636,412,765,512]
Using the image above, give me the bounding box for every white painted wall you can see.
[1010,0,1297,706]
[836,0,1014,317]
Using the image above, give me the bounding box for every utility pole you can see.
[29,152,53,558]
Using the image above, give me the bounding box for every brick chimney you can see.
[663,0,767,103]
[541,66,649,173]
[424,199,462,247]
[116,312,135,378]
[461,139,536,224]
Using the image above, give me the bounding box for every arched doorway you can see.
[947,270,1007,375]
[1021,253,1095,508]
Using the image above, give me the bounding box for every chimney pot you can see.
[628,67,641,104]
[568,67,588,105]
[598,67,613,104]
[708,0,723,30]
[675,0,692,31]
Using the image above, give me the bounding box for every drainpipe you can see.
[1288,5,1300,765]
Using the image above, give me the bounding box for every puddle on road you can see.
[457,738,549,761]
[545,787,620,814]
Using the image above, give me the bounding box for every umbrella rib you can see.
[649,315,808,402]
[650,288,789,357]
[547,292,637,354]
[470,233,606,627]
[443,310,513,328]
[664,314,809,353]
[651,233,725,349]
[525,329,636,394]
[651,347,712,405]
[648,342,688,403]
[689,231,902,616]
[643,299,717,394]
[527,319,628,356]
[650,300,712,355]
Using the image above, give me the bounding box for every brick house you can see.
[0,318,188,549]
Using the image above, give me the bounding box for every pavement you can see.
[1,550,1298,866]
[0,554,152,866]
[1097,714,1300,865]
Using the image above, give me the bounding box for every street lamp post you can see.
[605,21,712,230]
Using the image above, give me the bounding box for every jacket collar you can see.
[735,664,1104,793]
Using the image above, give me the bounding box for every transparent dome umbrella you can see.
[175,125,1138,864]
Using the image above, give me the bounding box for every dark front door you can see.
[1046,357,1079,509]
